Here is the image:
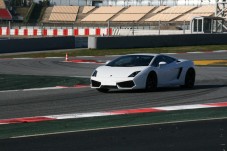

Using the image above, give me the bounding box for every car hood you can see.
[96,66,148,78]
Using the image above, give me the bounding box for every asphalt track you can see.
[0,52,227,151]
[0,52,226,120]
[1,118,227,151]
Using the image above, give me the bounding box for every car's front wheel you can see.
[96,88,109,93]
[146,72,157,92]
[182,68,195,88]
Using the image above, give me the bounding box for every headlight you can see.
[128,71,140,77]
[92,70,98,77]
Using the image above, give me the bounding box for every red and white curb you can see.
[0,102,227,125]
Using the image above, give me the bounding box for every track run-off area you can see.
[0,51,227,151]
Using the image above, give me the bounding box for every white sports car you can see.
[91,53,195,92]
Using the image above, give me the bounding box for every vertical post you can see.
[183,20,186,34]
[8,21,11,39]
[108,20,110,36]
[132,21,134,36]
[202,18,204,33]
[158,20,161,35]
[211,19,213,33]
[41,23,43,37]
[196,19,198,33]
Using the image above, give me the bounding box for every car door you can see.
[151,55,179,86]
[162,55,180,83]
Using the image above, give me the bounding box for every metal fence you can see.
[0,21,212,37]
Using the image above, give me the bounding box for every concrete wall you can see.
[0,36,76,53]
[88,34,227,49]
[75,37,88,48]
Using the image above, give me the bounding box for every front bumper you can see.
[91,77,136,89]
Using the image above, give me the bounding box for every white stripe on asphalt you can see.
[155,104,212,111]
[0,87,65,93]
[213,50,227,53]
[13,58,33,60]
[45,112,111,120]
[186,52,203,54]
[11,116,227,139]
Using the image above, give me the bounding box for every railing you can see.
[1,21,225,37]
[24,2,35,23]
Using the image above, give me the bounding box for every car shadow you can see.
[107,84,227,94]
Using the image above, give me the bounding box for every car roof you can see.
[127,53,159,57]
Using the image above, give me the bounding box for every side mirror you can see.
[105,60,111,64]
[159,62,167,68]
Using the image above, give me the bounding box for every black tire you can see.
[96,88,109,93]
[182,68,195,88]
[146,72,157,92]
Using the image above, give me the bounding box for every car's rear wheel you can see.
[96,88,109,93]
[146,72,157,92]
[182,68,195,88]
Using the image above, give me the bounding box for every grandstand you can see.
[48,6,79,22]
[42,4,219,23]
[145,6,197,22]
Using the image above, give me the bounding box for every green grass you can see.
[0,74,90,91]
[1,107,227,139]
[1,45,227,58]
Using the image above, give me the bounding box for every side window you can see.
[152,56,163,67]
[162,56,176,64]
[152,55,176,67]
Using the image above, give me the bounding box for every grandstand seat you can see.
[175,13,213,22]
[175,5,215,22]
[52,6,79,13]
[145,14,180,22]
[111,6,155,22]
[81,14,114,22]
[161,6,196,14]
[82,6,95,14]
[0,9,12,20]
[92,6,124,14]
[152,6,169,14]
[112,14,145,22]
[0,0,6,8]
[81,6,124,22]
[122,6,155,14]
[191,5,215,14]
[49,13,77,22]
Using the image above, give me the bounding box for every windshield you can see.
[106,55,154,67]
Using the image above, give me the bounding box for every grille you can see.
[91,80,101,87]
[117,81,135,88]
